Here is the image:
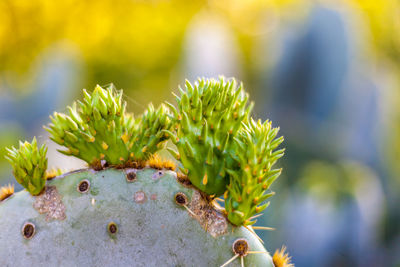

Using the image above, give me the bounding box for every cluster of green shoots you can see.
[5,137,48,196]
[45,85,173,166]
[167,78,284,225]
[4,78,284,227]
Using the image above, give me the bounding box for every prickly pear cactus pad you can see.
[0,168,274,266]
[0,78,292,267]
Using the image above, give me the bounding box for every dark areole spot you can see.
[126,171,136,182]
[233,238,250,257]
[22,223,35,239]
[77,179,90,193]
[174,192,188,206]
[108,222,118,234]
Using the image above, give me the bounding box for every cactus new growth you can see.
[0,184,14,201]
[273,246,294,267]
[0,78,291,266]
[45,85,173,167]
[167,77,252,196]
[225,118,284,226]
[132,103,173,161]
[5,137,48,196]
[45,168,64,179]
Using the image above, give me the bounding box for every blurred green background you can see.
[1,1,399,266]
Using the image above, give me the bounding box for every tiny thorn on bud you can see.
[253,197,259,204]
[102,142,109,150]
[202,173,208,185]
[262,184,268,190]
[121,133,129,144]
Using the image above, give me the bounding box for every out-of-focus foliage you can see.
[348,0,400,64]
[0,0,313,95]
[0,0,203,95]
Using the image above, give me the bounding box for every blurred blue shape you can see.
[261,5,388,267]
[269,6,348,141]
[0,43,81,133]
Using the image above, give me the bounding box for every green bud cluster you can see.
[225,119,284,226]
[45,85,173,166]
[167,77,284,226]
[130,103,173,160]
[5,137,48,195]
[4,77,285,227]
[167,77,252,196]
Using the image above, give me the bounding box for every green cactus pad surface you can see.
[0,168,274,266]
[167,77,252,196]
[5,137,48,196]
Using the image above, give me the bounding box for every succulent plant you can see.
[224,118,284,226]
[45,84,173,167]
[166,77,252,196]
[0,79,292,266]
[5,137,48,196]
[167,77,284,226]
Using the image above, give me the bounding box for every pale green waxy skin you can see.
[0,168,274,266]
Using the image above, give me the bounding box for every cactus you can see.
[5,137,48,196]
[45,85,173,167]
[224,118,284,226]
[0,79,292,266]
[167,78,252,196]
